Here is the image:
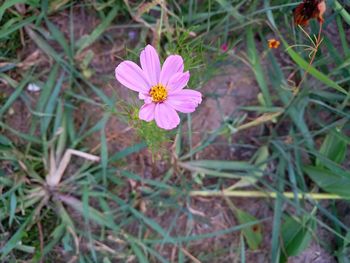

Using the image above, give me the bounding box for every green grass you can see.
[1,0,350,262]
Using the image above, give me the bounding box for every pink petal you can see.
[154,103,180,130]
[139,93,146,100]
[166,89,202,113]
[168,89,202,104]
[164,100,196,113]
[140,45,161,86]
[115,61,150,93]
[138,93,152,104]
[139,103,156,121]
[159,55,184,86]
[167,71,190,94]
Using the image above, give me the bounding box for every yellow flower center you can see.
[150,84,168,102]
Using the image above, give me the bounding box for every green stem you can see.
[189,190,344,200]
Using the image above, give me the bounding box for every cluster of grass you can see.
[1,0,350,262]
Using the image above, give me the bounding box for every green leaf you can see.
[179,163,249,179]
[271,158,286,262]
[303,166,350,198]
[103,257,112,263]
[232,145,269,188]
[179,160,255,179]
[41,73,65,135]
[0,16,36,39]
[317,129,347,166]
[0,0,27,22]
[59,195,117,230]
[240,234,246,263]
[333,0,350,25]
[43,224,66,256]
[267,51,314,149]
[181,160,254,171]
[36,63,59,113]
[26,27,62,63]
[280,216,316,263]
[130,242,149,263]
[45,19,72,59]
[100,114,109,185]
[336,231,350,263]
[109,142,147,162]
[0,135,12,146]
[247,26,272,106]
[0,211,34,258]
[9,192,17,227]
[215,0,244,21]
[48,0,71,13]
[235,209,263,250]
[0,121,41,144]
[0,72,30,118]
[282,38,348,95]
[76,5,119,54]
[263,0,276,29]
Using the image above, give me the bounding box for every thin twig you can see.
[37,221,44,263]
[295,22,324,91]
[274,22,324,130]
[181,247,202,263]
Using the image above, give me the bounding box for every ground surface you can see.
[1,1,350,262]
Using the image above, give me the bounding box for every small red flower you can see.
[293,0,326,26]
[268,39,280,49]
[221,43,228,52]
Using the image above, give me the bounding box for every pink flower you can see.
[221,43,228,52]
[115,45,202,130]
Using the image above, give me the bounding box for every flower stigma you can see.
[150,84,168,102]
